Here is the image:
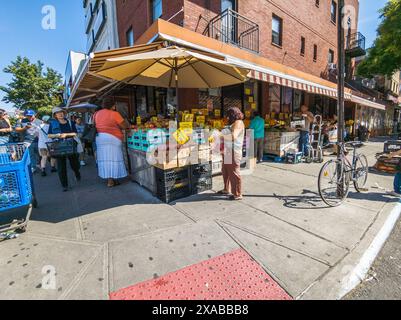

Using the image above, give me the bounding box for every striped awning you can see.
[248,70,389,111]
[249,70,341,98]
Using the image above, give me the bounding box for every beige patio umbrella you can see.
[96,46,249,121]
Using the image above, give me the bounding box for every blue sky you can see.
[0,0,390,111]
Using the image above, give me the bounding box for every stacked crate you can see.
[155,166,192,203]
[190,162,213,195]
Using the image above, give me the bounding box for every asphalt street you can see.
[345,216,401,300]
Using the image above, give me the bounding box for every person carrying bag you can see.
[47,105,82,192]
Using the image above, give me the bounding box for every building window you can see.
[151,0,163,23]
[300,37,305,56]
[328,49,334,63]
[272,14,283,47]
[331,1,337,24]
[313,44,318,61]
[126,27,134,46]
[315,0,320,7]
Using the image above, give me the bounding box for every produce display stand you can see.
[127,127,214,203]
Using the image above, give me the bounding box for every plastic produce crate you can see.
[191,176,213,195]
[191,162,212,179]
[157,184,192,203]
[155,166,190,189]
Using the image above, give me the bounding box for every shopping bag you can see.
[46,138,77,158]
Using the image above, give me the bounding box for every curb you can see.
[337,200,401,299]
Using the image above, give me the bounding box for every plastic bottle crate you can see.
[155,166,190,189]
[157,184,192,203]
[191,162,212,178]
[191,176,213,195]
[131,142,142,150]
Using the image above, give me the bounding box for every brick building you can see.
[68,0,392,136]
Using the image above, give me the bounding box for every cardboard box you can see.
[177,146,197,159]
[153,159,178,170]
[178,157,191,168]
[198,143,211,151]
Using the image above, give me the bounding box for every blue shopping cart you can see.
[0,143,37,233]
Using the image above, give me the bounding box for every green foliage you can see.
[357,0,401,78]
[0,56,64,116]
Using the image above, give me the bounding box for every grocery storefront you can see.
[66,19,389,202]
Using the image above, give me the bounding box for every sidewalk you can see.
[0,140,399,300]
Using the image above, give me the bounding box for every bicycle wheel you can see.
[318,159,350,207]
[354,154,369,192]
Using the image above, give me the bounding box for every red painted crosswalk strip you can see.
[110,249,292,300]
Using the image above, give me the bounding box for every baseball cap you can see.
[24,109,36,117]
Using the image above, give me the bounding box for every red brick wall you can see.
[184,0,359,78]
[116,0,184,47]
[116,0,360,78]
[184,0,221,33]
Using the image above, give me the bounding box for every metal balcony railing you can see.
[203,9,259,54]
[346,32,366,58]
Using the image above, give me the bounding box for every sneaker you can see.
[51,167,57,173]
[76,174,81,182]
[80,161,86,166]
[62,187,68,192]
[41,170,47,177]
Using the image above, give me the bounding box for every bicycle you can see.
[318,141,369,207]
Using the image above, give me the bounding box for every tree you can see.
[0,56,64,115]
[357,0,401,78]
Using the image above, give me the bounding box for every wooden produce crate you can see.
[264,131,300,157]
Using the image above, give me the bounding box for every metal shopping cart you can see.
[0,143,37,233]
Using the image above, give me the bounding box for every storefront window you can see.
[155,88,167,115]
[282,87,293,114]
[136,86,148,118]
[293,89,304,114]
[199,88,222,115]
[222,84,243,116]
[166,88,177,116]
[268,84,281,116]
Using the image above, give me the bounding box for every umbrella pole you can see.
[175,60,180,127]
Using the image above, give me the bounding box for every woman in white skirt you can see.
[94,97,129,188]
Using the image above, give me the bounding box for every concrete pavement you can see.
[0,139,399,300]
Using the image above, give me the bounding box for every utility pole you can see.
[336,0,346,198]
[337,0,345,147]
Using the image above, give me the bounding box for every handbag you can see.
[82,113,98,143]
[46,138,77,158]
